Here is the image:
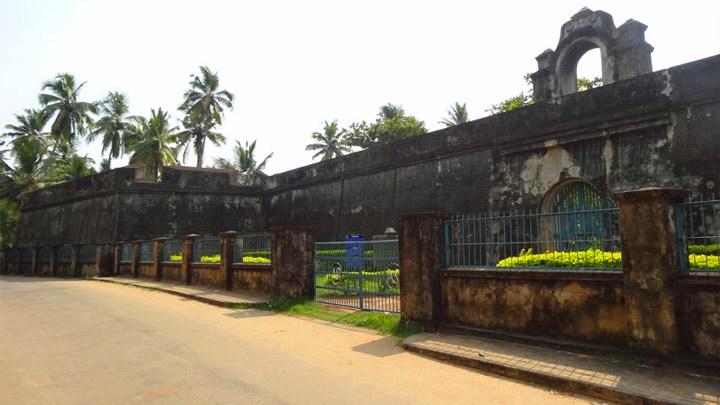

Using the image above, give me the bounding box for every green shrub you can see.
[496,248,621,269]
[689,254,720,269]
[315,249,375,258]
[317,269,399,295]
[241,250,271,259]
[169,254,182,261]
[200,254,221,263]
[688,244,720,255]
[242,256,271,264]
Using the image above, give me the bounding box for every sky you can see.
[1,0,719,175]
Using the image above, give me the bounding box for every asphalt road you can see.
[0,276,588,404]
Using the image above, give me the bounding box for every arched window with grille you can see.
[542,181,610,250]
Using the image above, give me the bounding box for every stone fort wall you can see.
[14,9,720,245]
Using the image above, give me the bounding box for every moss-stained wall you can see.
[442,270,627,345]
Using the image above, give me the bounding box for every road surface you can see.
[0,276,588,404]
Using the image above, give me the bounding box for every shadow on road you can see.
[223,309,275,319]
[352,336,404,358]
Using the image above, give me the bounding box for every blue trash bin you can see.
[345,234,364,270]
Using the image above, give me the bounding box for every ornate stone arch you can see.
[531,8,654,101]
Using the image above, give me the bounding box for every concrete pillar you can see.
[131,241,141,278]
[0,247,6,274]
[220,231,236,291]
[270,227,314,300]
[30,247,38,276]
[112,243,122,276]
[70,245,80,278]
[95,244,113,277]
[152,238,167,281]
[49,246,57,277]
[399,213,447,327]
[181,235,198,285]
[614,188,688,356]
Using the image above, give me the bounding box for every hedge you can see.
[688,244,720,255]
[496,249,622,269]
[317,269,399,295]
[496,248,719,270]
[166,254,270,264]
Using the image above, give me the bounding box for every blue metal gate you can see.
[314,239,400,313]
[552,182,605,250]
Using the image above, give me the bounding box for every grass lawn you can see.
[232,298,420,339]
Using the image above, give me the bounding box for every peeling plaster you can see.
[520,146,580,196]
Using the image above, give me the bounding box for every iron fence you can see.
[78,245,97,264]
[192,237,220,264]
[139,242,153,262]
[233,232,272,264]
[314,240,400,313]
[162,239,182,262]
[120,244,133,262]
[21,248,33,263]
[677,193,720,272]
[445,207,621,270]
[56,246,73,263]
[38,247,52,263]
[6,248,19,262]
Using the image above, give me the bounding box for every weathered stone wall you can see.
[159,263,182,283]
[678,276,720,359]
[232,265,272,293]
[190,265,223,289]
[16,166,263,245]
[137,263,154,279]
[265,55,720,240]
[442,270,627,345]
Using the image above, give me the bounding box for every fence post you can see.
[95,244,113,277]
[181,234,198,285]
[49,246,57,277]
[270,227,314,299]
[112,243,122,276]
[131,241,141,278]
[70,245,80,278]
[399,213,447,327]
[153,238,167,281]
[15,247,22,275]
[220,231,236,291]
[31,247,38,276]
[614,188,688,356]
[0,246,5,275]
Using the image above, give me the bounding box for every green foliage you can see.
[689,254,720,270]
[439,102,469,127]
[306,120,352,161]
[242,256,271,264]
[317,269,400,294]
[315,249,375,258]
[169,254,182,262]
[178,66,234,167]
[0,200,19,246]
[487,74,603,115]
[688,244,720,255]
[39,73,98,157]
[497,247,719,271]
[200,254,221,263]
[496,248,622,268]
[51,154,95,182]
[343,103,427,149]
[252,298,419,338]
[126,108,179,181]
[89,91,130,169]
[213,140,272,185]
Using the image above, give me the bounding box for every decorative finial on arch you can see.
[530,8,654,102]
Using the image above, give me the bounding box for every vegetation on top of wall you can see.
[496,247,719,270]
[496,248,622,269]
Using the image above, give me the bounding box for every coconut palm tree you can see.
[178,66,234,167]
[176,113,226,166]
[214,140,272,185]
[3,109,50,148]
[52,154,96,182]
[38,73,98,157]
[126,109,178,181]
[440,102,469,127]
[306,120,351,161]
[88,92,130,169]
[0,138,50,200]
